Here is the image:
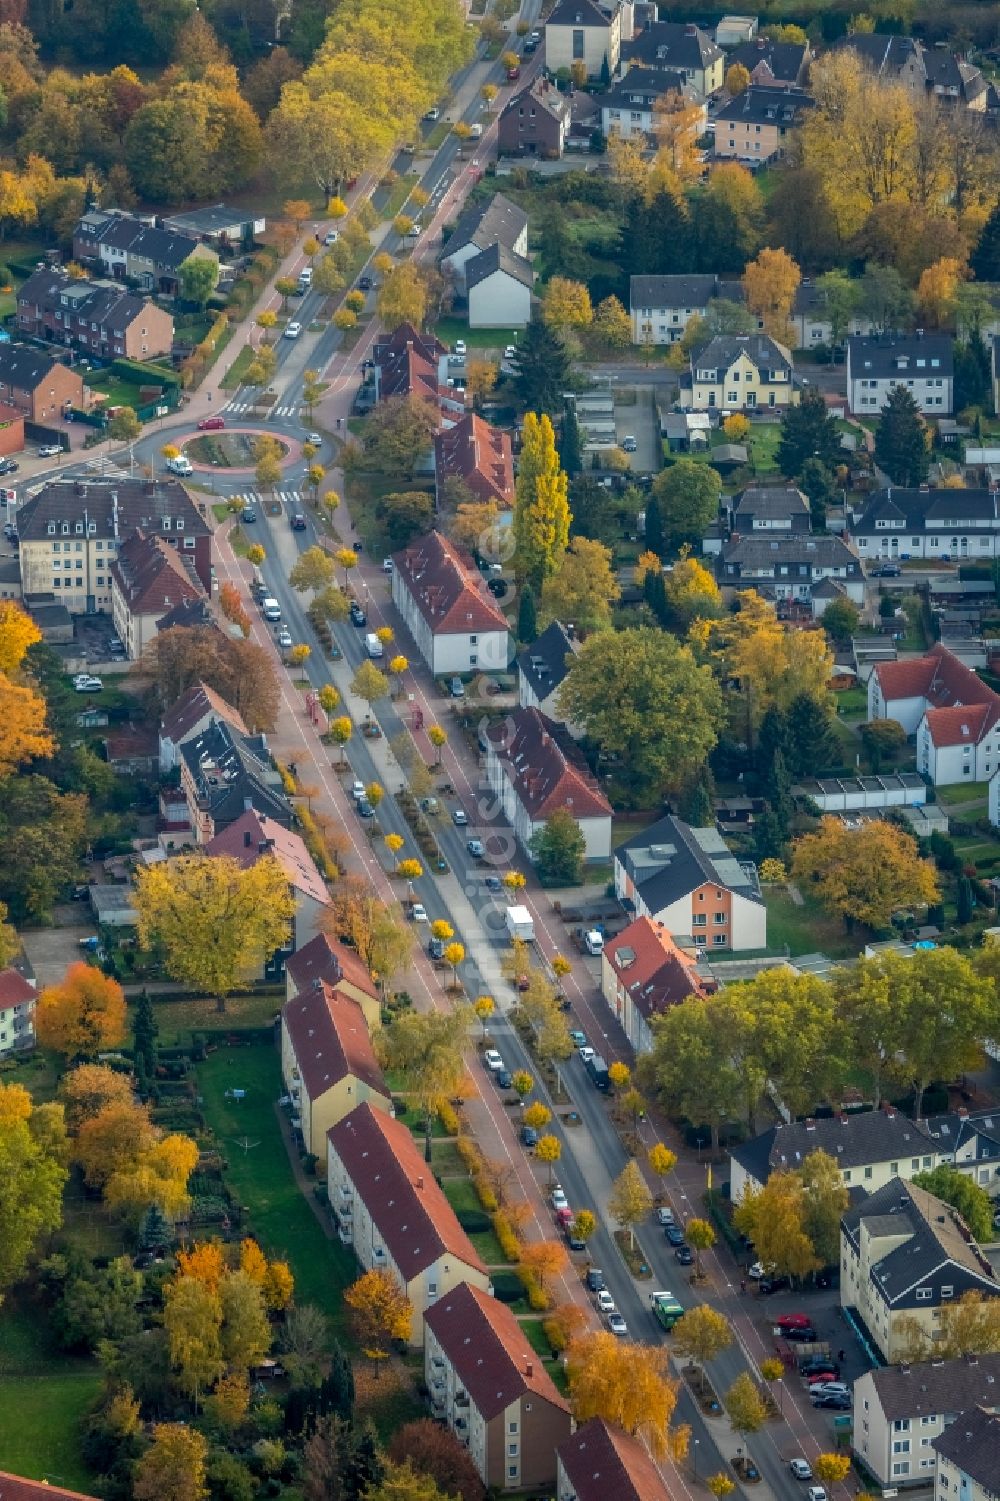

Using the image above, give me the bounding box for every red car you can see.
[554,1207,573,1228]
[197,416,226,431]
[507,64,521,80]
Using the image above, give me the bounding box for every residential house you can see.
[682,333,797,412]
[728,36,810,85]
[205,807,331,973]
[614,813,767,951]
[110,528,205,660]
[485,706,613,861]
[729,485,811,534]
[0,347,84,425]
[716,15,758,46]
[0,968,35,1055]
[601,68,703,140]
[0,403,25,458]
[280,979,390,1167]
[160,204,265,249]
[499,77,572,156]
[601,916,712,1054]
[158,681,247,774]
[516,620,580,726]
[284,931,381,1032]
[867,644,1000,785]
[832,33,986,110]
[933,1408,1000,1501]
[179,721,288,844]
[467,243,534,329]
[0,1473,101,1501]
[841,1177,1000,1364]
[717,534,865,615]
[853,1354,1000,1490]
[730,1106,947,1203]
[424,1281,572,1492]
[391,529,510,676]
[624,21,724,97]
[848,486,1000,564]
[439,196,529,294]
[17,268,174,360]
[327,1103,491,1344]
[545,0,622,80]
[16,477,212,616]
[629,273,742,345]
[73,210,218,295]
[557,1419,672,1501]
[372,322,448,403]
[846,334,954,417]
[713,85,814,163]
[434,413,514,509]
[793,280,875,347]
[104,727,158,776]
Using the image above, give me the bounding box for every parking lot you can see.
[615,385,661,474]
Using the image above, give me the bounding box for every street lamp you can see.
[692,1439,700,1482]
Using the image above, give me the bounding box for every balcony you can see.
[455,1391,469,1408]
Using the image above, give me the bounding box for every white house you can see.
[933,1408,1000,1501]
[630,273,741,346]
[467,243,533,329]
[601,69,704,141]
[717,534,865,615]
[868,644,1000,786]
[846,333,954,416]
[158,681,248,773]
[485,706,613,861]
[0,968,35,1055]
[439,196,528,294]
[613,813,766,952]
[848,486,1000,563]
[391,529,510,678]
[516,621,580,729]
[545,0,622,80]
[683,333,796,412]
[853,1354,1000,1491]
[623,20,724,98]
[600,917,711,1055]
[326,1103,491,1345]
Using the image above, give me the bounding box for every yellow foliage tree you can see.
[917,256,964,328]
[514,412,571,586]
[726,62,751,95]
[133,1423,209,1501]
[59,1063,134,1131]
[539,537,620,634]
[178,1241,227,1293]
[607,1159,653,1247]
[665,554,722,625]
[814,1455,852,1487]
[566,1331,678,1459]
[345,1268,413,1358]
[105,1132,199,1223]
[542,277,593,331]
[163,1274,224,1403]
[35,962,127,1059]
[791,815,939,930]
[205,1372,250,1431]
[75,1100,158,1190]
[0,602,41,674]
[742,246,801,342]
[0,673,54,775]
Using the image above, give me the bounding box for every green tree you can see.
[108,406,141,445]
[875,385,930,487]
[607,1159,653,1248]
[776,387,843,477]
[132,990,158,1082]
[798,1149,849,1267]
[517,584,538,644]
[560,403,582,476]
[557,627,722,802]
[375,1010,468,1157]
[800,457,838,528]
[724,1372,768,1435]
[672,1305,732,1390]
[529,808,586,887]
[814,269,860,345]
[644,494,666,561]
[821,596,860,644]
[514,411,571,587]
[911,1165,994,1244]
[350,660,390,717]
[858,261,914,334]
[511,312,572,417]
[971,199,1000,283]
[649,461,721,555]
[179,252,217,309]
[0,1082,68,1302]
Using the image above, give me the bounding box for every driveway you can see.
[20,906,95,988]
[616,384,661,474]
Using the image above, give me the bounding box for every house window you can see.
[712,933,727,946]
[893,1441,911,1454]
[572,27,584,57]
[893,1421,910,1433]
[916,1287,932,1301]
[864,1166,873,1180]
[508,1443,518,1455]
[692,914,707,926]
[890,1162,898,1173]
[843,1170,852,1183]
[712,912,726,925]
[941,1286,953,1299]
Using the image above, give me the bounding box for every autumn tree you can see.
[664,553,722,626]
[517,1240,568,1305]
[35,963,126,1060]
[685,1218,716,1277]
[106,1132,198,1224]
[0,671,54,776]
[542,277,593,332]
[791,816,938,932]
[376,1008,467,1152]
[345,1269,412,1359]
[534,1133,562,1181]
[133,1423,209,1501]
[539,537,620,634]
[799,1149,850,1267]
[142,624,279,732]
[0,1081,68,1301]
[388,1420,484,1501]
[163,1274,224,1403]
[543,1302,588,1354]
[74,1099,158,1191]
[726,62,751,95]
[290,546,336,593]
[59,1063,134,1131]
[724,1371,767,1435]
[650,460,722,555]
[134,854,296,1012]
[378,262,428,331]
[742,247,801,342]
[672,1305,733,1389]
[608,1160,653,1248]
[566,1332,678,1458]
[514,412,571,588]
[814,1456,852,1488]
[696,593,834,738]
[0,601,40,675]
[734,1171,820,1282]
[322,876,412,984]
[220,1267,271,1373]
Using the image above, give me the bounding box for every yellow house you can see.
[328,1103,491,1345]
[284,931,381,1034]
[685,332,797,413]
[280,980,391,1169]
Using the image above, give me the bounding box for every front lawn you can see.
[130,989,283,1047]
[764,887,867,961]
[431,316,522,352]
[937,781,991,808]
[195,1044,358,1331]
[0,1299,102,1490]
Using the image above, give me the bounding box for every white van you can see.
[365,633,383,658]
[261,597,281,622]
[297,267,312,291]
[166,455,193,476]
[584,930,604,956]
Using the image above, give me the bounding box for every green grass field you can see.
[196,1044,357,1332]
[220,342,258,390]
[431,316,521,352]
[0,1299,101,1489]
[764,887,867,961]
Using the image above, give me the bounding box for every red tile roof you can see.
[0,969,35,1008]
[434,413,514,508]
[205,808,329,906]
[328,1103,488,1279]
[557,1420,669,1501]
[875,644,1000,746]
[425,1281,569,1421]
[393,529,509,637]
[282,980,388,1103]
[110,527,203,617]
[486,707,612,821]
[284,932,378,1005]
[923,702,996,748]
[160,681,247,745]
[0,1474,98,1501]
[605,917,710,1021]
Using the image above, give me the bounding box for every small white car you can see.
[454,339,467,356]
[749,1260,775,1280]
[551,1185,569,1212]
[424,107,440,121]
[483,1049,505,1071]
[578,1046,595,1066]
[621,435,638,453]
[382,558,393,574]
[608,1312,628,1337]
[38,444,63,458]
[789,1461,813,1481]
[73,674,103,692]
[807,1489,828,1501]
[411,903,428,923]
[284,321,302,339]
[656,1207,676,1227]
[307,432,322,447]
[504,345,516,360]
[350,779,366,800]
[596,1289,615,1314]
[811,1383,848,1397]
[277,628,293,649]
[407,222,421,238]
[452,809,468,826]
[324,231,339,246]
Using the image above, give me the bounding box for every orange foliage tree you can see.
[35,963,127,1059]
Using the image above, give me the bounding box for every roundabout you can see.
[174,427,301,475]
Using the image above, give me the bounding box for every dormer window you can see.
[176,518,184,531]
[61,522,70,535]
[75,522,84,534]
[47,522,56,536]
[162,517,172,531]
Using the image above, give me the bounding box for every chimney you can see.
[957,1107,969,1118]
[804,1118,816,1131]
[685,22,697,33]
[885,1106,897,1120]
[525,1360,534,1378]
[838,1113,849,1125]
[416,1175,424,1190]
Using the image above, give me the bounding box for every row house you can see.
[485,706,613,862]
[832,33,987,110]
[713,85,814,164]
[623,19,724,97]
[601,916,712,1054]
[391,529,510,677]
[516,620,581,729]
[440,195,529,295]
[600,67,704,142]
[17,267,174,360]
[848,486,1000,563]
[284,931,382,1029]
[434,412,514,510]
[557,1419,673,1501]
[630,273,874,349]
[681,333,797,412]
[73,210,218,295]
[717,533,865,616]
[0,346,84,425]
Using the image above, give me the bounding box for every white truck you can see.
[505,905,535,943]
[365,632,384,658]
[166,455,193,476]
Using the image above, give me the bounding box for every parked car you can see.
[585,1268,605,1293]
[307,432,322,446]
[801,1358,840,1378]
[569,1030,587,1048]
[37,445,63,458]
[810,1383,849,1398]
[520,1125,538,1148]
[812,1393,850,1411]
[789,1461,813,1481]
[428,936,445,960]
[595,1289,615,1314]
[578,1046,595,1065]
[607,1313,628,1337]
[73,674,103,692]
[656,1207,676,1227]
[358,275,373,291]
[350,602,367,626]
[665,1225,685,1247]
[449,676,464,697]
[504,344,517,359]
[277,628,293,649]
[551,1185,568,1211]
[382,557,393,574]
[495,1070,513,1090]
[675,1245,693,1265]
[758,1274,791,1295]
[466,839,485,858]
[453,339,467,357]
[324,231,339,246]
[198,416,226,431]
[807,1487,829,1501]
[424,106,440,120]
[484,875,502,891]
[785,1325,818,1343]
[487,578,506,597]
[0,457,18,474]
[748,1260,775,1280]
[451,808,468,826]
[242,506,257,523]
[621,435,637,453]
[776,1314,813,1331]
[410,903,428,922]
[483,1049,505,1072]
[555,1206,573,1228]
[356,796,374,818]
[284,321,302,339]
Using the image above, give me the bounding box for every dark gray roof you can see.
[75,211,204,272]
[728,37,808,83]
[867,1353,1000,1422]
[157,597,215,633]
[842,1178,999,1310]
[18,267,152,334]
[730,1110,936,1186]
[693,332,792,377]
[605,67,694,108]
[733,486,810,521]
[720,534,862,576]
[714,84,814,126]
[850,487,996,537]
[441,194,528,263]
[624,20,723,70]
[507,76,571,120]
[615,813,763,913]
[0,344,77,393]
[161,204,252,236]
[547,0,614,29]
[517,621,578,701]
[933,1407,1000,1490]
[831,32,923,77]
[847,333,954,379]
[17,478,210,544]
[465,241,534,292]
[179,718,289,831]
[630,273,723,312]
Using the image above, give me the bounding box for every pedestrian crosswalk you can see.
[230,489,305,511]
[84,458,130,479]
[225,397,302,419]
